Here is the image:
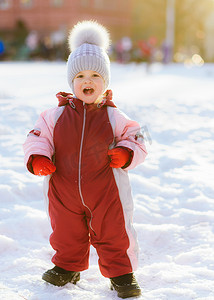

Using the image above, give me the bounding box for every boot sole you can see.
[42,271,80,286]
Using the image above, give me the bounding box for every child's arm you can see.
[111,108,147,170]
[23,108,57,174]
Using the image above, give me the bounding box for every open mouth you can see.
[83,88,94,95]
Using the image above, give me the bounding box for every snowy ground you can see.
[0,61,214,300]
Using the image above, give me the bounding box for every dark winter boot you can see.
[110,273,141,298]
[42,266,80,286]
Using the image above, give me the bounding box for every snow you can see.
[0,61,214,299]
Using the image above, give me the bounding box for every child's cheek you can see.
[73,81,81,97]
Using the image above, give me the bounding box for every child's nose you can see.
[84,77,92,83]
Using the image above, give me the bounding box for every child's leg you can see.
[89,192,141,298]
[90,194,138,279]
[48,197,90,272]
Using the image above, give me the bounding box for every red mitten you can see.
[108,147,132,168]
[32,156,56,176]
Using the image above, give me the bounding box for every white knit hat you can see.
[67,20,111,92]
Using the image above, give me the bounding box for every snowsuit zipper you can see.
[78,102,96,235]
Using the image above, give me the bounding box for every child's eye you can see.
[76,74,83,78]
[92,73,100,77]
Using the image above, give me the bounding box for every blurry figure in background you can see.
[12,20,29,60]
[39,35,54,60]
[50,26,66,60]
[162,39,172,64]
[25,31,39,59]
[115,39,123,62]
[115,36,132,63]
[0,39,5,60]
[138,36,157,71]
[38,28,67,61]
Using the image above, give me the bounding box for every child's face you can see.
[73,70,105,104]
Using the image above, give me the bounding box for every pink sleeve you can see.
[23,107,60,173]
[111,108,147,170]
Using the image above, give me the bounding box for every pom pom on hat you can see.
[68,20,110,51]
[67,20,111,92]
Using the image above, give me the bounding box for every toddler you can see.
[23,21,147,298]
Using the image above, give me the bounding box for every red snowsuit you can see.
[23,91,147,278]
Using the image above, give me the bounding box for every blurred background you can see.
[0,0,214,65]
